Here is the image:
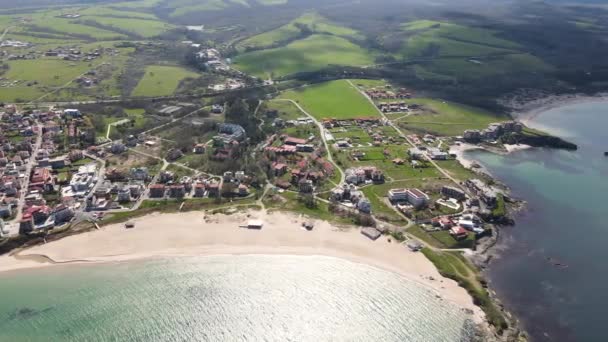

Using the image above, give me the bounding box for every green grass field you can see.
[426,53,552,80]
[22,12,127,40]
[0,41,134,102]
[80,16,173,38]
[278,79,379,120]
[433,159,478,181]
[79,6,160,20]
[131,65,199,97]
[109,0,164,9]
[351,79,388,90]
[398,98,507,136]
[393,20,553,82]
[234,34,374,78]
[264,100,305,120]
[400,20,520,59]
[169,0,249,17]
[333,144,441,180]
[0,87,45,102]
[162,0,287,17]
[2,5,173,41]
[404,36,512,59]
[4,59,90,86]
[237,12,362,51]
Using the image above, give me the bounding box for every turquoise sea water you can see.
[0,255,475,341]
[465,101,608,342]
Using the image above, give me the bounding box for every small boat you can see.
[546,257,568,269]
[604,152,608,157]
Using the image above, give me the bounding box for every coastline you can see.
[449,142,531,179]
[0,209,486,324]
[503,92,608,125]
[447,94,607,341]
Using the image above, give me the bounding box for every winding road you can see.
[274,99,346,187]
[346,80,467,191]
[9,123,43,226]
[0,26,12,42]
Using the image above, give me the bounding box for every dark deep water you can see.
[465,101,608,342]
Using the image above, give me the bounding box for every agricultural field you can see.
[0,41,134,102]
[0,3,174,42]
[237,12,362,51]
[396,98,507,136]
[351,79,388,90]
[78,16,173,38]
[387,20,553,82]
[109,0,164,9]
[131,65,200,97]
[0,59,91,102]
[277,79,379,120]
[233,34,374,78]
[263,100,305,120]
[19,12,127,40]
[168,0,251,17]
[78,6,160,20]
[423,53,552,81]
[399,20,520,59]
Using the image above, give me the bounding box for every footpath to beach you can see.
[0,210,484,323]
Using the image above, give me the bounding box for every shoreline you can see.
[0,209,486,324]
[449,142,532,180]
[504,92,608,125]
[448,95,604,340]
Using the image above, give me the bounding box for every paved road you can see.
[346,80,467,191]
[105,119,131,140]
[274,99,346,187]
[0,26,12,42]
[10,123,43,226]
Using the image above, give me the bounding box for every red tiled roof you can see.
[284,136,307,145]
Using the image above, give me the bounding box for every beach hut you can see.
[361,227,381,241]
[247,220,263,229]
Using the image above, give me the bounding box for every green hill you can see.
[233,34,374,78]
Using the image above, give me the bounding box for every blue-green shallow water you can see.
[0,255,475,341]
[465,101,608,342]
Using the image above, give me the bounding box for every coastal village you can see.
[0,103,257,237]
[0,86,514,248]
[0,0,605,340]
[0,76,563,341]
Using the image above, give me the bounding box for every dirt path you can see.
[274,99,346,187]
[345,80,467,192]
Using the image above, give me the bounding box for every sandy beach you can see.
[449,143,532,178]
[503,92,608,125]
[0,210,484,323]
[449,143,485,169]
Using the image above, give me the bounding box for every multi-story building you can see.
[388,188,409,202]
[441,186,466,201]
[149,184,166,198]
[406,188,430,208]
